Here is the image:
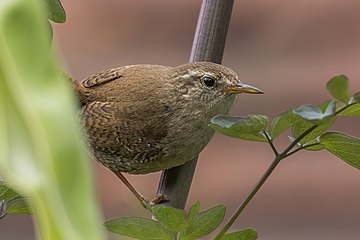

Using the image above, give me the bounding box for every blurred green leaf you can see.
[291,118,335,144]
[326,75,350,103]
[0,0,104,239]
[105,217,174,240]
[268,110,301,138]
[152,205,188,232]
[179,205,225,240]
[209,115,268,140]
[320,132,360,170]
[221,229,257,240]
[43,0,66,23]
[293,102,335,124]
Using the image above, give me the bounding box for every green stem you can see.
[214,125,318,239]
[286,142,321,157]
[263,131,279,156]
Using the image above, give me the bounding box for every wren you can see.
[71,62,262,204]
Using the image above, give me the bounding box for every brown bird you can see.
[71,62,262,204]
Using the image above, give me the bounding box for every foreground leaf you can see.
[326,75,350,103]
[179,205,226,240]
[0,1,104,239]
[221,229,257,240]
[320,132,360,170]
[209,115,268,141]
[105,217,174,240]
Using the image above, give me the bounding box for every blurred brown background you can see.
[2,0,360,239]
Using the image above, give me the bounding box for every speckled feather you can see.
[73,62,242,174]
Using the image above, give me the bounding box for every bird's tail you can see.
[62,71,87,106]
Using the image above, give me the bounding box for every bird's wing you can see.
[81,67,128,88]
[81,99,171,162]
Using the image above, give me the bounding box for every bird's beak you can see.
[224,83,263,94]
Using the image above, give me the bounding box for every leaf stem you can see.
[263,131,279,156]
[214,125,318,239]
[286,143,321,157]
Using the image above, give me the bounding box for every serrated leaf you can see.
[293,103,335,124]
[152,205,188,232]
[209,115,268,140]
[179,205,225,240]
[320,132,360,170]
[44,0,66,23]
[268,110,301,138]
[291,118,335,144]
[105,217,174,240]
[326,75,350,103]
[221,229,257,240]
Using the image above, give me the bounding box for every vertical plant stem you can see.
[156,0,234,209]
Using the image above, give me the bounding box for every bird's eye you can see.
[201,76,216,88]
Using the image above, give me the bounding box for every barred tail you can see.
[62,71,87,106]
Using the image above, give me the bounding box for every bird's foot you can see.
[141,194,169,209]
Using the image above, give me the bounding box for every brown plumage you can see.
[72,62,262,174]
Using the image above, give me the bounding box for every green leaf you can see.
[233,132,267,142]
[293,102,335,124]
[268,110,301,138]
[291,118,335,144]
[326,75,350,103]
[44,0,66,23]
[0,181,20,201]
[209,115,268,140]
[152,205,188,232]
[179,205,225,240]
[6,197,31,214]
[303,142,325,151]
[105,217,174,240]
[320,132,360,170]
[221,229,257,240]
[0,1,105,239]
[187,201,200,226]
[337,103,360,116]
[0,182,31,216]
[354,92,360,103]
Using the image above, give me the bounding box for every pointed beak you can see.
[224,83,263,94]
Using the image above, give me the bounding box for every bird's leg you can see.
[113,171,168,208]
